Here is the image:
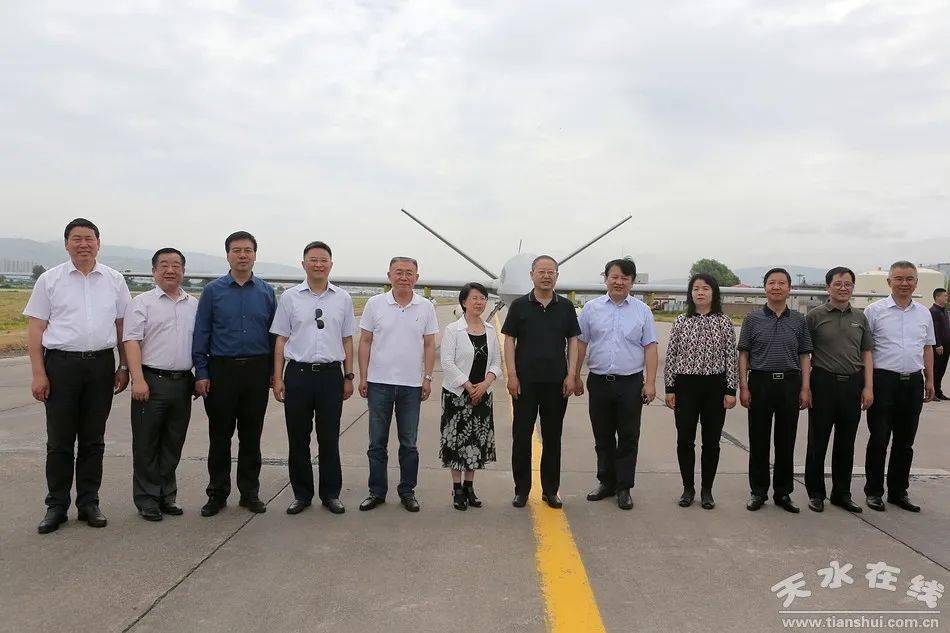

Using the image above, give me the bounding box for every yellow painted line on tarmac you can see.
[495,318,606,633]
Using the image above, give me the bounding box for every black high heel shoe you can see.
[463,483,482,508]
[453,488,468,511]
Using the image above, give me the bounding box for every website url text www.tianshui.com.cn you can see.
[781,613,941,629]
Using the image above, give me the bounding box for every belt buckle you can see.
[899,373,911,381]
[771,372,784,380]
[310,363,320,372]
[80,351,95,360]
[836,374,849,382]
[605,374,616,383]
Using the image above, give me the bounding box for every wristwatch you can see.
[118,364,129,371]
[343,372,355,380]
[423,374,433,382]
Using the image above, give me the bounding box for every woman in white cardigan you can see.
[440,282,502,510]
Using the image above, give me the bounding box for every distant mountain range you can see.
[0,238,300,276]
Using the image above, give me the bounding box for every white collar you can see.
[455,315,494,331]
[386,289,422,306]
[295,281,338,296]
[602,293,631,306]
[66,259,103,276]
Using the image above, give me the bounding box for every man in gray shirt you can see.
[804,267,873,514]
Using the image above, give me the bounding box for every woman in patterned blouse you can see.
[664,273,738,509]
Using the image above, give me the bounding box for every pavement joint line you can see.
[721,416,950,574]
[496,319,606,633]
[123,406,369,631]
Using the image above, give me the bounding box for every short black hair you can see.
[825,266,855,285]
[459,282,489,313]
[603,257,637,281]
[763,267,792,285]
[151,248,186,268]
[303,241,332,258]
[64,218,100,240]
[531,255,558,271]
[225,231,257,252]
[935,288,948,299]
[686,273,722,316]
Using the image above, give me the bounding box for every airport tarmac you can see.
[0,305,947,632]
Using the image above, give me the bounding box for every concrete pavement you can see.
[0,309,947,632]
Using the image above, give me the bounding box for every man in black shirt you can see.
[738,268,813,513]
[932,288,949,400]
[502,255,581,509]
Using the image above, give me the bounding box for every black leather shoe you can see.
[201,497,226,517]
[746,495,767,511]
[453,489,468,511]
[512,494,528,508]
[775,495,800,513]
[829,497,862,513]
[808,498,824,513]
[139,507,163,522]
[286,499,311,515]
[866,495,886,511]
[586,483,616,501]
[463,484,482,508]
[887,494,921,512]
[359,495,385,511]
[160,503,183,516]
[616,488,633,510]
[322,499,345,514]
[678,488,695,507]
[77,504,107,527]
[541,493,562,509]
[400,494,421,512]
[700,488,715,510]
[239,497,266,513]
[37,508,68,534]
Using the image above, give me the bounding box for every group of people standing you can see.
[664,264,941,516]
[24,218,944,534]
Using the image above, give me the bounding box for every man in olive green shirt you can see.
[804,267,874,513]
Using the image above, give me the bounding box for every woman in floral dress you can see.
[440,283,502,510]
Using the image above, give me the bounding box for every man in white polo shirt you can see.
[357,256,438,512]
[863,261,936,513]
[24,218,131,534]
[271,241,356,516]
[123,247,198,522]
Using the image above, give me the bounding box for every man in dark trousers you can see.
[863,262,936,512]
[24,218,131,533]
[123,248,198,521]
[193,231,276,517]
[931,288,949,401]
[271,241,356,515]
[804,267,873,514]
[738,267,813,513]
[503,255,581,509]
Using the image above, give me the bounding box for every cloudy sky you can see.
[1,0,947,283]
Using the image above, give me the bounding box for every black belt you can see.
[213,355,269,365]
[874,368,921,381]
[143,366,193,380]
[814,367,862,382]
[288,360,342,372]
[590,371,642,383]
[46,348,112,360]
[751,370,800,381]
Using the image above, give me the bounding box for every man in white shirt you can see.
[23,218,132,534]
[863,261,936,513]
[271,241,356,516]
[357,257,439,512]
[123,248,198,522]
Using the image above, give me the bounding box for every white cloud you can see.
[0,0,947,283]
